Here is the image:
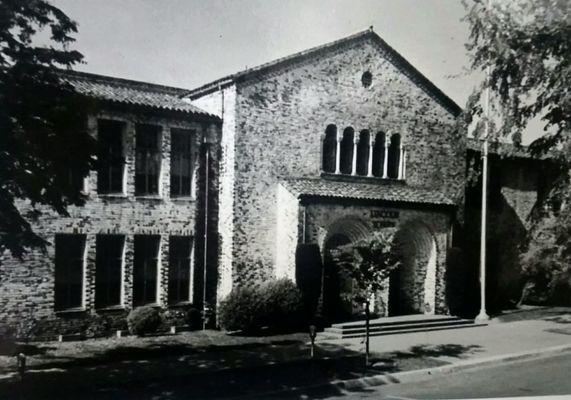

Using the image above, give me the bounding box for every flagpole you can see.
[476,0,491,322]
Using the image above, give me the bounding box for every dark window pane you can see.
[133,235,160,306]
[135,124,161,195]
[356,131,369,176]
[322,125,337,173]
[340,128,354,174]
[388,134,401,179]
[168,236,192,303]
[97,120,125,194]
[170,129,194,197]
[95,235,124,308]
[372,133,386,177]
[54,234,85,310]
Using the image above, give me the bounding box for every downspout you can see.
[202,128,210,330]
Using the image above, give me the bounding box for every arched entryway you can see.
[389,221,437,316]
[322,217,371,321]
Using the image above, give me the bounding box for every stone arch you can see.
[323,215,372,246]
[322,216,372,321]
[389,220,438,315]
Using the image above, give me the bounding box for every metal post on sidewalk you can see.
[476,0,492,323]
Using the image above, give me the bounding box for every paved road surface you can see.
[272,352,571,400]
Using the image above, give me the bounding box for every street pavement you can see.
[284,352,571,399]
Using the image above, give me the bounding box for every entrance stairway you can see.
[322,314,486,339]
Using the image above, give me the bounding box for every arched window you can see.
[372,132,386,177]
[340,127,354,174]
[356,130,370,176]
[322,125,337,173]
[387,133,401,179]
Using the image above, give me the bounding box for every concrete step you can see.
[329,315,461,330]
[324,321,487,339]
[322,315,485,339]
[325,318,474,335]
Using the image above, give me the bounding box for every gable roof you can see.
[59,70,218,120]
[185,28,462,116]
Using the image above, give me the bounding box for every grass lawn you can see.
[0,328,448,378]
[0,330,309,372]
[0,330,456,399]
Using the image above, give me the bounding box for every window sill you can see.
[320,172,406,184]
[55,307,87,315]
[171,196,196,202]
[96,305,126,312]
[133,303,161,309]
[135,195,163,201]
[98,193,128,199]
[168,301,193,308]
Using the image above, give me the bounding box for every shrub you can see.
[260,279,304,331]
[218,278,304,334]
[218,286,263,332]
[127,306,162,336]
[84,315,113,339]
[186,306,203,329]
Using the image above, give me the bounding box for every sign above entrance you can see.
[372,220,396,229]
[370,210,399,219]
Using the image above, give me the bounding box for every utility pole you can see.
[476,0,492,322]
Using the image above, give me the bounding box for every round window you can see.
[361,71,373,88]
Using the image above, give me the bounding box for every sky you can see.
[51,0,478,107]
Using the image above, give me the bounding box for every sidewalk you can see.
[0,307,569,399]
[319,307,571,366]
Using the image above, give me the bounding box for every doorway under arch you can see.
[389,221,438,316]
[322,216,372,321]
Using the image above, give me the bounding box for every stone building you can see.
[188,29,465,318]
[0,29,550,337]
[0,71,221,337]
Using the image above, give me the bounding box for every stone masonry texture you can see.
[223,35,465,289]
[0,106,220,339]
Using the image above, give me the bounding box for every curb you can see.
[333,343,571,391]
[228,343,571,399]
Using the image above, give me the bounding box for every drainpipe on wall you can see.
[202,129,210,330]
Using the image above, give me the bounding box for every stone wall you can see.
[192,87,237,301]
[229,36,464,286]
[274,183,301,281]
[0,108,220,338]
[462,153,549,311]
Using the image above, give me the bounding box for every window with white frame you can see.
[168,236,193,304]
[170,128,195,197]
[97,119,125,194]
[133,235,160,306]
[135,124,161,195]
[95,234,124,308]
[54,234,86,310]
